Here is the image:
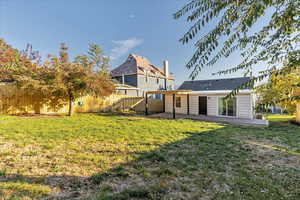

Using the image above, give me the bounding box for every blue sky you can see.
[1,0,252,85]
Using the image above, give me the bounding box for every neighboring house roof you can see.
[111,54,175,80]
[178,77,252,91]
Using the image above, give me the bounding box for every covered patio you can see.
[145,90,192,119]
[145,90,269,126]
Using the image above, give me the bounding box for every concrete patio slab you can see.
[148,113,269,127]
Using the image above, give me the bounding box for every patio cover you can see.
[145,90,192,118]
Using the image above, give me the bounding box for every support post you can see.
[145,92,148,115]
[187,94,190,115]
[173,93,176,119]
[163,94,165,113]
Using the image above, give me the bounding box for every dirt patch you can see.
[244,140,300,171]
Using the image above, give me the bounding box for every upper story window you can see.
[156,78,159,84]
[176,97,181,108]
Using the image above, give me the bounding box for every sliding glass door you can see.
[218,97,237,117]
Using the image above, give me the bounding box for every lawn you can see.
[0,114,299,200]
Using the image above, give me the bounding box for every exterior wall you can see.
[207,96,218,116]
[165,79,174,90]
[237,95,253,119]
[165,93,254,119]
[175,95,187,114]
[113,74,175,97]
[137,74,174,96]
[165,95,173,113]
[113,74,138,87]
[189,95,199,115]
[165,94,188,114]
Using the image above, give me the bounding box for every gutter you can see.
[189,89,253,95]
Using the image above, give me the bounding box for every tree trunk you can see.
[296,103,300,123]
[68,94,73,116]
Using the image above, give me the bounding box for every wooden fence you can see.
[0,83,164,114]
[0,83,70,114]
[74,95,144,113]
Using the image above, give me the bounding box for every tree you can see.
[174,0,299,97]
[75,43,110,72]
[20,44,42,65]
[0,39,31,78]
[256,67,300,114]
[48,43,115,116]
[0,39,65,113]
[1,40,115,116]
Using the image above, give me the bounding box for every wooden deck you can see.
[148,113,269,126]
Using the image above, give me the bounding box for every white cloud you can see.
[110,38,143,60]
[129,14,136,18]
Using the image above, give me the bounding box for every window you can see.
[218,97,237,116]
[176,97,181,108]
[156,78,159,84]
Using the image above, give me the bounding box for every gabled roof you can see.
[178,77,252,91]
[111,54,175,80]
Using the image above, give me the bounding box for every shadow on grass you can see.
[86,124,300,200]
[1,123,300,200]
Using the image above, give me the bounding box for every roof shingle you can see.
[178,77,252,91]
[111,54,174,80]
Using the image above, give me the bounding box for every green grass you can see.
[0,113,299,199]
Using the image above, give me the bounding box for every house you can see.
[147,77,256,119]
[111,54,175,97]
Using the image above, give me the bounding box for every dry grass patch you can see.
[0,114,299,199]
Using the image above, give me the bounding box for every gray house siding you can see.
[113,74,138,87]
[137,75,174,96]
[113,74,174,97]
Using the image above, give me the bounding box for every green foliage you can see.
[47,43,115,116]
[256,67,300,114]
[0,170,6,176]
[76,43,110,72]
[174,0,300,100]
